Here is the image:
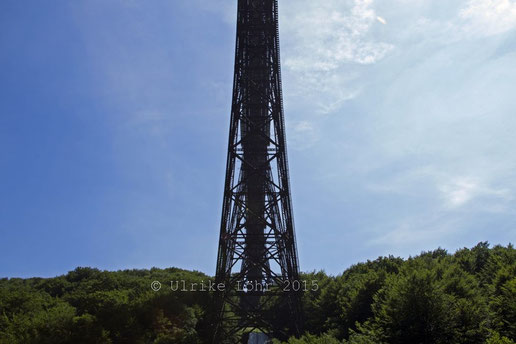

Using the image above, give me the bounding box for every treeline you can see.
[0,267,211,343]
[0,242,514,343]
[281,242,515,344]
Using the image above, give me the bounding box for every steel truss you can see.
[213,0,302,342]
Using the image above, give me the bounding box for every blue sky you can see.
[1,0,515,278]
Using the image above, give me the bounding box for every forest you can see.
[0,242,514,344]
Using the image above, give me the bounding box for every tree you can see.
[372,261,456,344]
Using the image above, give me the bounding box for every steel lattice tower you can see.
[213,0,302,342]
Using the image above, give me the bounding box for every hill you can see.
[0,243,514,343]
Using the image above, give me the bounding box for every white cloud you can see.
[440,177,512,209]
[289,120,320,150]
[460,0,516,36]
[274,0,398,155]
[440,178,480,207]
[282,0,393,71]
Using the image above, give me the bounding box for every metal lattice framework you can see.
[213,0,302,342]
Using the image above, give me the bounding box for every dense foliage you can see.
[0,267,212,343]
[0,243,514,344]
[279,242,515,344]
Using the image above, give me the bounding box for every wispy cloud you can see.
[277,0,395,151]
[441,178,481,208]
[280,0,393,101]
[289,120,320,150]
[189,0,516,270]
[460,0,516,36]
[440,177,513,210]
[282,0,393,71]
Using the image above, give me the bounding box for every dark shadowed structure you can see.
[212,0,302,342]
